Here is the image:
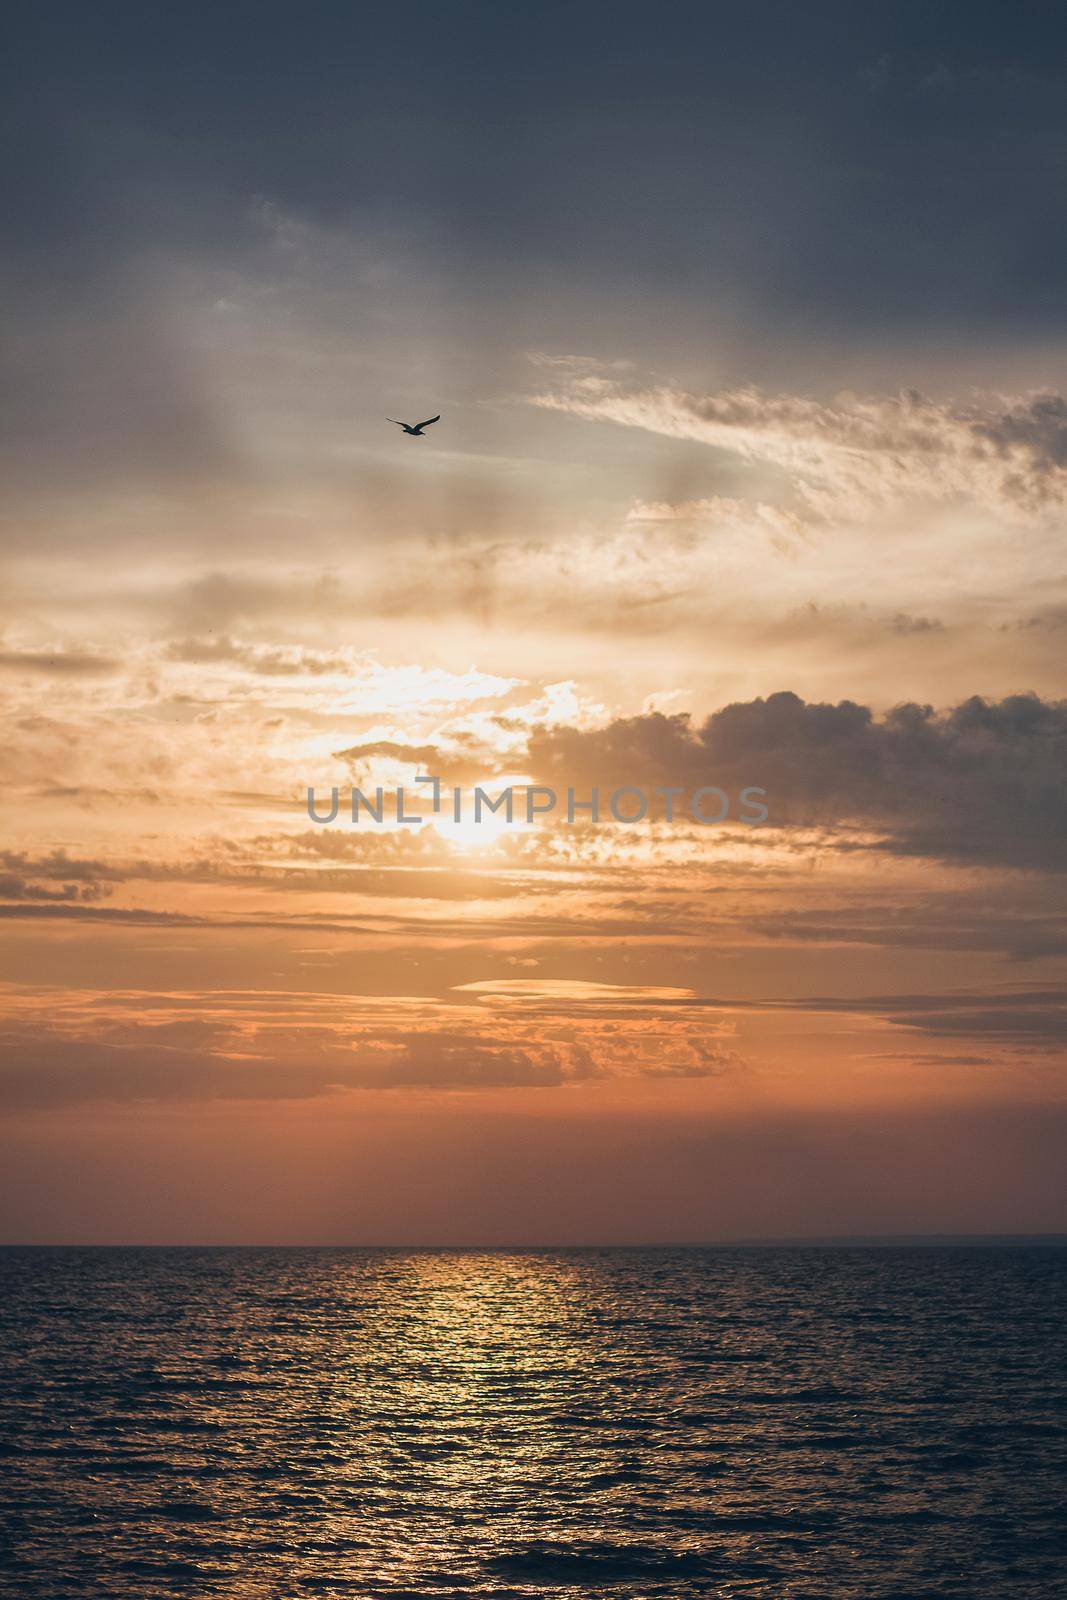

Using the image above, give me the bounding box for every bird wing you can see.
[386,418,409,428]
[415,414,441,430]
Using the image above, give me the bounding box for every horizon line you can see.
[3,1232,1066,1251]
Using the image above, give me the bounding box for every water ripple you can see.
[0,1245,1064,1597]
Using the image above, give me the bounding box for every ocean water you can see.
[0,1247,1064,1598]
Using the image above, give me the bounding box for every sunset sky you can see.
[2,2,1066,1242]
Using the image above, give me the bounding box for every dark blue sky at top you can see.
[6,0,1067,344]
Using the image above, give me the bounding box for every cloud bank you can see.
[527,691,1067,869]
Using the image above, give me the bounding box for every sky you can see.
[1,1,1066,1242]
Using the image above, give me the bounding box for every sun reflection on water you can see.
[1,1247,1063,1596]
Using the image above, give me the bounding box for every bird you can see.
[386,413,441,436]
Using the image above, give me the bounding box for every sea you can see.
[0,1245,1064,1598]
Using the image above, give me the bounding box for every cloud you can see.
[0,876,106,904]
[0,905,200,925]
[0,980,742,1111]
[0,650,120,675]
[0,850,120,905]
[166,637,353,675]
[0,1026,568,1109]
[0,839,558,913]
[454,979,1067,1057]
[527,690,1067,869]
[532,376,1067,517]
[792,985,1067,1050]
[889,613,944,636]
[749,901,1067,963]
[333,738,443,770]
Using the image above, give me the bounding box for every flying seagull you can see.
[386,413,441,436]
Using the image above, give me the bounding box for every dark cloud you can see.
[166,637,351,675]
[8,1,1067,351]
[1013,606,1067,633]
[528,691,1067,870]
[0,847,116,904]
[889,613,943,636]
[4,2,1067,537]
[0,849,123,884]
[0,651,120,675]
[0,905,204,926]
[871,1053,1004,1069]
[973,393,1067,474]
[0,876,106,905]
[794,986,1067,1051]
[748,897,1067,962]
[334,740,442,768]
[0,1026,568,1111]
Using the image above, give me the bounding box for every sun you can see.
[437,811,520,851]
